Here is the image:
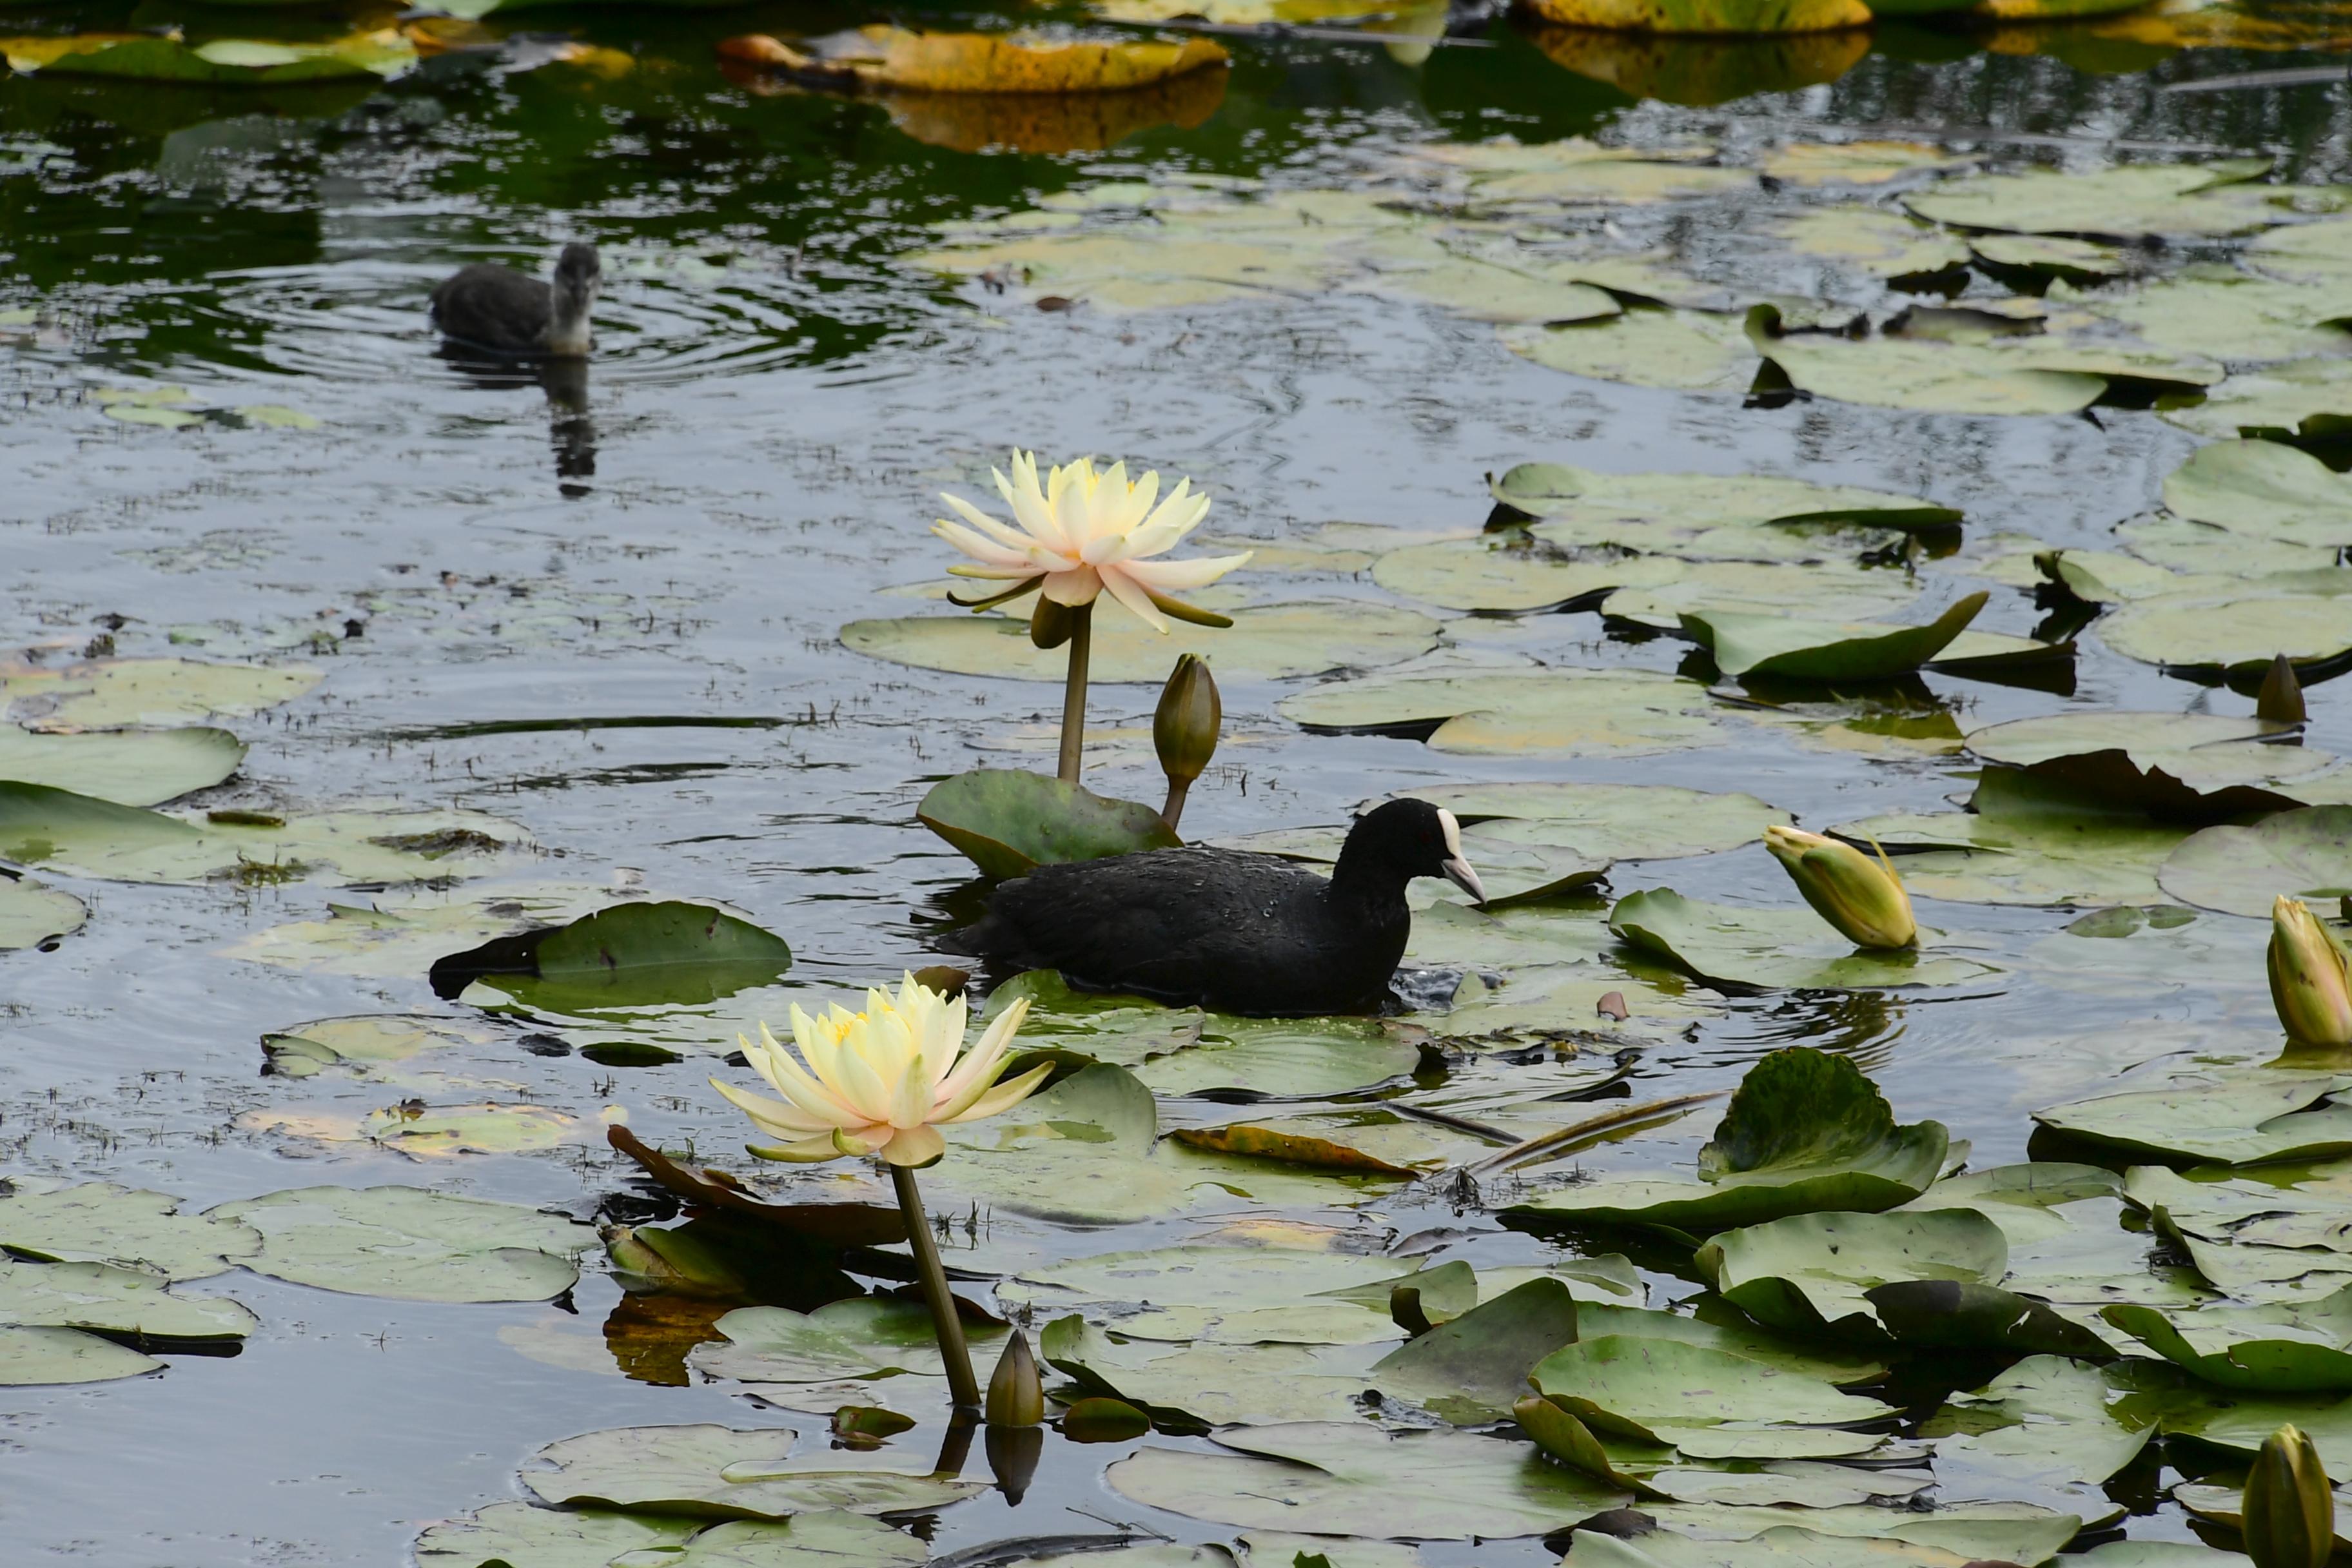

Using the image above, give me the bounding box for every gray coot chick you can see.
[939,798,1487,1016]
[430,242,601,358]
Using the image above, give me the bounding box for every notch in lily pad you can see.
[428,899,792,1021]
[917,767,1179,879]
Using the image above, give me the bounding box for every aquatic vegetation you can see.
[718,26,1230,94]
[2272,897,2352,1050]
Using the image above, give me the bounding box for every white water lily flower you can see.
[712,974,1046,1168]
[934,450,1251,634]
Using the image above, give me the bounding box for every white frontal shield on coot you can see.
[1435,808,1487,906]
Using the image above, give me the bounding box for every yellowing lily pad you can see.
[0,29,417,83]
[720,26,1229,94]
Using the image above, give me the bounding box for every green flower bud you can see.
[2244,1423,2335,1568]
[985,1328,1044,1427]
[1763,825,1917,950]
[1153,654,1220,789]
[2271,897,2352,1050]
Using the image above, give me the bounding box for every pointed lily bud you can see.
[1153,653,1219,832]
[1763,826,1917,950]
[2270,897,2352,1050]
[2259,654,2308,726]
[2244,1423,2335,1568]
[985,1329,1044,1428]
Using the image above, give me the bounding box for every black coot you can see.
[939,798,1487,1015]
[430,242,602,358]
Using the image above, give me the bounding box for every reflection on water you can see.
[1522,19,1872,106]
[438,344,600,489]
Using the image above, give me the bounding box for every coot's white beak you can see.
[1436,809,1487,906]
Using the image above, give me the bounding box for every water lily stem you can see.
[1159,777,1190,832]
[1057,602,1093,784]
[892,1164,979,1409]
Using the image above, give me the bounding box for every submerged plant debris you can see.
[3,3,2352,1563]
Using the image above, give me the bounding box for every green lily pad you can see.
[604,1513,930,1568]
[1835,802,2190,908]
[1106,1421,1629,1538]
[1369,537,1685,614]
[1921,1355,2160,1502]
[1971,232,2131,280]
[1487,464,1958,538]
[1774,206,1970,280]
[260,1014,500,1080]
[1573,1303,1888,1386]
[1532,1335,1894,1438]
[1969,712,2326,789]
[2160,807,2352,916]
[1867,1279,2118,1358]
[1371,1278,1581,1422]
[916,769,1180,879]
[0,1257,255,1343]
[2098,588,2352,677]
[1040,1314,1377,1427]
[437,901,793,1011]
[0,29,418,83]
[220,881,648,979]
[0,724,244,807]
[1608,890,2001,992]
[1748,309,2211,416]
[1281,665,1734,756]
[1507,1047,1948,1235]
[0,876,84,949]
[522,1424,983,1520]
[0,1181,261,1281]
[1696,1208,2009,1340]
[2103,1285,2352,1391]
[999,1243,1407,1345]
[841,601,1442,683]
[1,656,320,729]
[2035,1064,2352,1168]
[1683,592,1985,681]
[1598,559,1923,631]
[0,1324,162,1386]
[1560,1525,1975,1568]
[1901,159,2287,240]
[2166,358,2352,442]
[1631,1502,2084,1566]
[1501,309,1760,394]
[2081,268,2352,366]
[414,1503,703,1568]
[2163,440,2352,549]
[2125,1159,2352,1253]
[2171,1484,2352,1557]
[0,782,532,887]
[690,1300,1004,1386]
[1404,782,1788,863]
[208,1185,594,1302]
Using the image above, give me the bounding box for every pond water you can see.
[5,5,2352,1565]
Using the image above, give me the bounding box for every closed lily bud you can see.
[985,1329,1044,1427]
[2244,1423,2334,1568]
[1763,826,1917,950]
[2271,897,2352,1049]
[601,1222,745,1298]
[1154,654,1220,788]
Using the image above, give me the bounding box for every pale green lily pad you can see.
[1041,1315,1377,1426]
[0,876,84,949]
[1631,1502,2083,1567]
[1760,142,1975,187]
[2082,268,2352,365]
[414,1503,703,1568]
[2098,589,2352,676]
[1404,782,1787,863]
[0,724,244,807]
[1281,665,1734,756]
[2036,1064,2352,1167]
[916,769,1179,880]
[1922,1355,2159,1504]
[1574,1303,1887,1386]
[2166,358,2352,442]
[1750,313,2212,416]
[1902,159,2286,240]
[222,882,663,979]
[605,1513,929,1568]
[1696,1208,2009,1340]
[2171,1484,2352,1557]
[2116,514,2342,578]
[1106,1421,1627,1538]
[841,600,1441,683]
[1647,1463,1931,1509]
[2070,1545,2249,1568]
[2160,807,2352,916]
[1533,1335,1894,1437]
[0,1258,254,1343]
[1135,1014,1423,1099]
[1775,206,1970,280]
[261,1014,500,1080]
[0,1181,261,1281]
[1683,592,1984,681]
[1370,537,1685,614]
[1594,560,1924,631]
[1000,1244,1407,1345]
[0,1324,162,1385]
[1,656,320,728]
[0,783,533,888]
[209,1186,594,1302]
[2126,1159,2352,1253]
[690,1300,1004,1385]
[1561,1525,1974,1568]
[1609,890,2001,992]
[1501,309,1759,394]
[522,1424,982,1520]
[1487,464,1957,538]
[1350,257,1622,325]
[1835,806,2188,908]
[1508,1046,1948,1235]
[1971,232,2130,279]
[2150,1384,2352,1475]
[2104,1284,2352,1391]
[1968,712,2326,789]
[2162,440,2352,549]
